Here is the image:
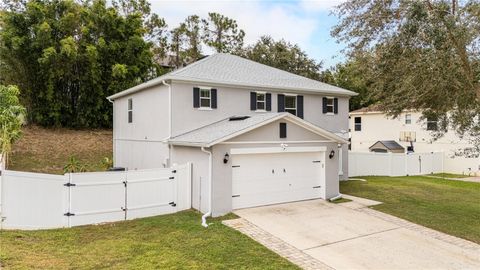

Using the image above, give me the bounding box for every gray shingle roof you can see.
[169,113,284,146]
[168,112,348,147]
[108,53,357,100]
[370,140,405,150]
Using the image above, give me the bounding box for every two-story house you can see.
[107,53,356,217]
[349,106,480,176]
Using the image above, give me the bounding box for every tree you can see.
[202,12,245,53]
[182,15,202,62]
[0,85,26,168]
[237,36,322,80]
[0,0,158,128]
[332,0,480,143]
[167,15,203,69]
[321,54,376,111]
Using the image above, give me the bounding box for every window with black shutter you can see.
[194,87,216,109]
[251,91,271,111]
[323,97,338,114]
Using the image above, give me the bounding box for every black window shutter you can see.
[211,89,217,108]
[278,94,285,112]
[322,97,327,114]
[334,98,338,114]
[193,87,200,108]
[297,95,304,118]
[250,92,256,110]
[280,123,287,138]
[266,93,272,111]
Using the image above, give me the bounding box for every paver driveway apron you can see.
[234,199,480,270]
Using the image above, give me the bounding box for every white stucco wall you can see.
[170,146,209,212]
[173,119,342,217]
[349,111,480,175]
[170,81,350,179]
[113,85,170,169]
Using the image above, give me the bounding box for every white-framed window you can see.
[256,92,266,111]
[405,114,412,124]
[354,117,361,131]
[426,117,438,131]
[127,98,133,123]
[200,88,211,108]
[326,97,335,114]
[285,95,297,115]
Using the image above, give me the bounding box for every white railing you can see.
[0,163,191,230]
[349,152,443,177]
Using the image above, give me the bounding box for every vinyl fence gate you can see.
[0,164,191,230]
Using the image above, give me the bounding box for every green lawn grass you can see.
[341,176,480,243]
[429,173,472,178]
[0,210,299,270]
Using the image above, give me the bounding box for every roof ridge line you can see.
[170,53,218,76]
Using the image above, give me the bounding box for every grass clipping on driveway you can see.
[341,176,480,244]
[0,211,299,269]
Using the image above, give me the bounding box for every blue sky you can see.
[149,0,346,69]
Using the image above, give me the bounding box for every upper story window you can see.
[354,117,362,131]
[128,98,133,123]
[405,114,412,124]
[427,117,438,131]
[323,97,338,114]
[326,98,335,113]
[193,87,217,109]
[200,88,211,108]
[256,92,266,110]
[285,95,297,115]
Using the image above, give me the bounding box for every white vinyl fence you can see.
[349,152,443,177]
[0,163,191,230]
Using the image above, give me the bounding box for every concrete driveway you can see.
[233,198,480,270]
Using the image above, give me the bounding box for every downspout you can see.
[161,80,172,167]
[200,146,212,227]
[107,98,115,167]
[161,80,172,138]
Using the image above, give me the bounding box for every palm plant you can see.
[0,85,26,169]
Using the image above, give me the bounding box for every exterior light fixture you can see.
[329,150,335,159]
[223,153,230,164]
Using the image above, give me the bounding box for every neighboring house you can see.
[107,53,356,217]
[349,106,480,175]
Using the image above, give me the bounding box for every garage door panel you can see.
[232,150,325,209]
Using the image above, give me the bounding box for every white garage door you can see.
[232,151,325,209]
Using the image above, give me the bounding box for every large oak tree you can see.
[333,0,480,147]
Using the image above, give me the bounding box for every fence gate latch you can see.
[64,212,75,216]
[64,183,76,187]
[169,202,176,207]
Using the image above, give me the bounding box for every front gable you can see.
[224,118,332,143]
